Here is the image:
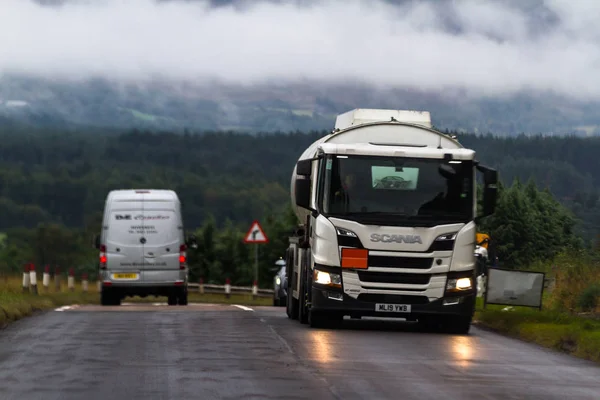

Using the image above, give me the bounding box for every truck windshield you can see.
[320,155,474,224]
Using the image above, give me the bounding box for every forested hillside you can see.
[0,127,598,285]
[1,128,599,235]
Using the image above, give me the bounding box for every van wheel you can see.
[100,290,111,306]
[178,288,188,306]
[101,289,120,306]
[167,294,178,306]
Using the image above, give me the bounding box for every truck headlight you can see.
[435,232,457,241]
[336,227,357,237]
[313,269,342,288]
[275,276,281,285]
[446,277,473,291]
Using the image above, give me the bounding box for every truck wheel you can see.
[273,296,279,307]
[286,293,298,319]
[298,284,308,324]
[167,293,177,306]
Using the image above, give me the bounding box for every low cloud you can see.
[1,0,600,100]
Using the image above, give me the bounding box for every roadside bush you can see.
[577,283,600,312]
[545,250,600,312]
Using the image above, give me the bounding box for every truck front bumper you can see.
[310,286,475,319]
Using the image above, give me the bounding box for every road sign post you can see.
[243,220,269,299]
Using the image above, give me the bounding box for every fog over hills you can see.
[2,0,600,135]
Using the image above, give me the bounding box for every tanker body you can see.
[284,109,498,333]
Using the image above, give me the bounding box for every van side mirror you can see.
[476,164,498,218]
[186,234,198,249]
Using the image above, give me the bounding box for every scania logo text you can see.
[370,233,423,244]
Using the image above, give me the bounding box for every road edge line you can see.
[232,304,254,312]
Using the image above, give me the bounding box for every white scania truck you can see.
[284,109,498,333]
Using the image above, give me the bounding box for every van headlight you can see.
[275,276,281,286]
[313,269,342,288]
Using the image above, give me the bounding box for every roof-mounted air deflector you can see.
[335,109,432,131]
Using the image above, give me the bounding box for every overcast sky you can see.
[1,0,600,100]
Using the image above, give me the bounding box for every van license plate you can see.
[375,303,411,313]
[112,273,139,280]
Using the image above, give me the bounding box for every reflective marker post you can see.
[254,244,258,299]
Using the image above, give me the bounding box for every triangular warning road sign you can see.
[243,220,269,244]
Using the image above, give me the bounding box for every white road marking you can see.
[232,305,254,312]
[54,305,74,312]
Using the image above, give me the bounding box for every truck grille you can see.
[368,256,433,269]
[357,294,429,304]
[357,271,431,285]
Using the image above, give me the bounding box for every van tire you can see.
[101,290,120,306]
[178,288,188,306]
[100,290,111,306]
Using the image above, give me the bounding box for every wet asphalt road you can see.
[0,303,599,400]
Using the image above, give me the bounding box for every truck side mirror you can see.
[477,165,498,218]
[296,159,312,177]
[295,178,312,210]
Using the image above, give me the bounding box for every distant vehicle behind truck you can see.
[272,257,287,306]
[94,189,197,306]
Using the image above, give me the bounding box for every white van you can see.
[94,189,197,306]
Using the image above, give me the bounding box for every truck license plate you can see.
[376,303,411,313]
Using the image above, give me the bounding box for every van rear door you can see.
[105,207,145,278]
[137,207,181,276]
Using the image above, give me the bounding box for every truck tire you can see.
[298,271,308,324]
[273,296,279,307]
[167,293,178,306]
[286,292,299,319]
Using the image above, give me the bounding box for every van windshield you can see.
[106,210,179,246]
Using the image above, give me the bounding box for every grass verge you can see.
[0,276,272,329]
[473,299,600,364]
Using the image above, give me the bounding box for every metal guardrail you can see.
[187,283,274,298]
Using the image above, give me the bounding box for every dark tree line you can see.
[0,127,599,286]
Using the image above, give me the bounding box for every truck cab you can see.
[286,109,498,333]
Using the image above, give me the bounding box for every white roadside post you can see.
[22,264,30,293]
[43,265,50,292]
[68,268,75,292]
[29,264,38,295]
[225,278,231,299]
[252,280,258,300]
[82,273,89,293]
[199,278,205,294]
